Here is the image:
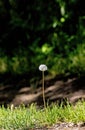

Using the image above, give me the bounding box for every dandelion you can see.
[39,64,47,108]
[39,64,47,71]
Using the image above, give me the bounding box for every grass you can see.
[0,101,85,129]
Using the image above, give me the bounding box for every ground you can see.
[0,73,85,129]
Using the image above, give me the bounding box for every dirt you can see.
[49,122,85,130]
[0,73,85,129]
[26,122,85,130]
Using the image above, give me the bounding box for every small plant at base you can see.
[39,64,47,108]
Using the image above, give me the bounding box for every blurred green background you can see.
[0,0,85,78]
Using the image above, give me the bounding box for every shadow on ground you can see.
[0,73,85,107]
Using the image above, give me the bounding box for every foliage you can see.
[0,0,85,76]
[68,43,85,75]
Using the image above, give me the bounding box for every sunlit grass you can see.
[0,101,85,129]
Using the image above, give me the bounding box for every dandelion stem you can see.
[42,71,46,108]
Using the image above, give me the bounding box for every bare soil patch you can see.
[0,74,85,107]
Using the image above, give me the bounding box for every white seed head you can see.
[39,64,47,71]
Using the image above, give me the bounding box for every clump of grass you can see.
[0,101,85,129]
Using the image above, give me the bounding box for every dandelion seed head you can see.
[39,64,47,71]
